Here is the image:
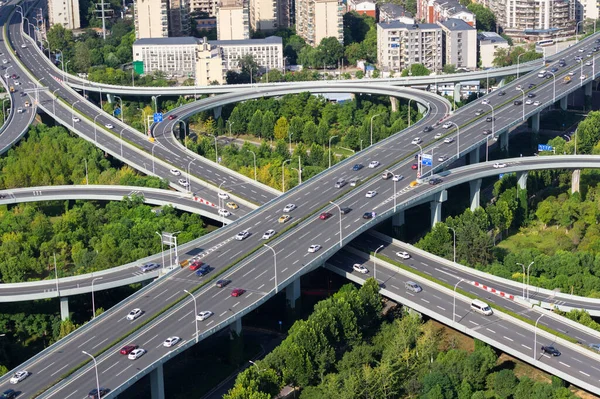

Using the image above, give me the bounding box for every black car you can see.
[550,67,558,72]
[541,346,561,356]
[485,116,494,122]
[429,178,443,185]
[514,100,522,106]
[0,390,16,399]
[340,207,352,215]
[423,126,433,132]
[362,212,375,219]
[195,265,212,276]
[497,91,505,96]
[352,164,363,171]
[527,93,536,98]
[528,83,535,89]
[88,388,109,399]
[215,279,231,288]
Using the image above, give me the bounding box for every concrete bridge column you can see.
[531,112,540,134]
[230,318,242,339]
[468,147,480,165]
[416,102,427,115]
[430,190,448,227]
[469,179,482,211]
[560,96,568,111]
[497,78,506,87]
[106,93,114,103]
[213,106,222,120]
[390,97,398,112]
[150,363,165,399]
[286,278,301,309]
[392,210,405,228]
[585,81,593,97]
[572,170,581,193]
[60,296,69,321]
[517,171,528,190]
[500,131,509,152]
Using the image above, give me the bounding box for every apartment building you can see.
[346,0,376,17]
[135,0,190,38]
[438,18,477,70]
[133,37,199,76]
[377,22,442,73]
[378,3,414,24]
[296,0,344,47]
[48,0,81,29]
[216,0,250,40]
[250,0,290,31]
[190,0,217,15]
[477,31,509,67]
[212,36,283,70]
[196,41,225,85]
[575,0,599,21]
[417,0,476,27]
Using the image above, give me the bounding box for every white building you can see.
[575,0,599,22]
[211,36,283,70]
[296,0,344,47]
[378,3,414,24]
[48,0,80,29]
[438,18,477,70]
[437,80,481,98]
[477,31,509,68]
[135,0,190,39]
[377,22,442,73]
[196,41,225,85]
[217,0,250,40]
[346,0,376,17]
[133,37,199,77]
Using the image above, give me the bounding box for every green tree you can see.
[467,3,496,31]
[274,116,289,140]
[248,110,263,137]
[261,111,276,140]
[494,369,518,399]
[318,37,344,67]
[401,64,431,76]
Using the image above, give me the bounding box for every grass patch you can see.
[497,221,576,256]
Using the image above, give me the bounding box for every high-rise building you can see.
[438,18,477,70]
[135,0,190,39]
[296,0,343,47]
[250,0,278,31]
[190,0,218,15]
[575,0,599,22]
[47,0,81,29]
[378,3,414,24]
[377,22,442,73]
[217,0,250,40]
[417,0,476,27]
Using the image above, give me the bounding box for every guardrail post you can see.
[150,363,165,399]
[285,278,301,309]
[60,296,69,321]
[430,190,447,227]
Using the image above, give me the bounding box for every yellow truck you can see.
[563,76,572,83]
[9,86,14,93]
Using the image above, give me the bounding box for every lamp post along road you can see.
[183,290,199,343]
[187,159,196,193]
[264,244,278,293]
[328,135,338,168]
[370,113,382,146]
[533,314,544,360]
[91,277,102,319]
[374,245,384,285]
[282,159,291,192]
[517,88,526,120]
[453,279,465,323]
[329,201,343,248]
[82,351,101,399]
[246,149,257,181]
[517,53,526,79]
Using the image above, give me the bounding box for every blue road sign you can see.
[499,174,504,179]
[153,112,163,123]
[421,154,432,166]
[113,108,121,116]
[538,144,553,152]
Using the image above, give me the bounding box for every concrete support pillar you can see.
[585,81,593,97]
[430,190,448,227]
[390,97,398,112]
[150,364,165,399]
[453,83,462,106]
[497,78,506,87]
[572,170,581,193]
[500,131,509,151]
[468,146,480,165]
[416,102,427,115]
[469,179,482,211]
[517,171,528,190]
[229,318,242,339]
[560,96,568,111]
[286,278,301,309]
[60,296,69,321]
[213,106,222,120]
[392,210,405,228]
[531,112,540,134]
[106,93,114,103]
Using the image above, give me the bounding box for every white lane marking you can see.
[255,269,268,280]
[219,311,227,317]
[38,362,56,373]
[257,284,265,290]
[503,336,514,342]
[232,301,240,308]
[207,320,214,326]
[469,321,479,326]
[486,328,496,334]
[143,334,159,345]
[165,292,180,302]
[391,285,400,290]
[420,299,430,303]
[580,371,591,377]
[572,358,583,364]
[115,364,133,377]
[102,362,120,374]
[247,293,253,298]
[217,249,232,258]
[92,338,109,349]
[155,288,169,298]
[242,267,256,277]
[559,361,571,368]
[211,290,222,298]
[50,364,69,377]
[521,344,531,350]
[284,251,296,259]
[325,237,331,243]
[178,311,192,322]
[437,306,445,311]
[77,336,96,348]
[63,391,78,399]
[293,259,299,265]
[281,267,288,273]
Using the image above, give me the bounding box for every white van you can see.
[335,179,346,189]
[537,70,547,78]
[471,299,493,316]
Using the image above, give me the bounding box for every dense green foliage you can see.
[343,12,377,65]
[493,45,543,67]
[467,3,497,32]
[225,282,575,398]
[187,93,417,189]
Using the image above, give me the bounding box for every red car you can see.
[411,163,418,170]
[231,288,245,297]
[189,261,205,271]
[119,345,138,355]
[168,115,176,120]
[319,212,332,220]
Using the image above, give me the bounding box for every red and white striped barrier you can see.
[472,281,515,300]
[193,196,217,208]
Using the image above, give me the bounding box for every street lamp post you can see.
[415,142,424,179]
[527,262,534,300]
[374,245,384,285]
[71,100,80,128]
[151,142,158,174]
[219,181,226,226]
[370,113,382,146]
[183,290,199,343]
[547,71,556,103]
[246,149,257,181]
[213,135,218,163]
[449,227,456,263]
[288,129,293,153]
[227,120,234,136]
[282,159,291,192]
[93,114,101,144]
[120,128,125,157]
[114,96,124,122]
[51,88,59,115]
[453,279,465,323]
[263,244,278,293]
[328,135,338,168]
[516,261,534,300]
[576,20,584,43]
[533,314,544,359]
[329,201,343,248]
[91,277,103,319]
[517,87,526,120]
[408,99,413,126]
[152,95,162,114]
[517,53,526,79]
[82,351,101,399]
[187,159,196,193]
[155,232,166,271]
[447,121,460,158]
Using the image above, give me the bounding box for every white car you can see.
[581,74,587,80]
[163,336,180,347]
[2,59,7,64]
[579,48,585,52]
[72,117,80,123]
[368,161,380,168]
[396,251,410,259]
[16,108,22,113]
[104,123,114,129]
[392,174,404,182]
[283,203,296,212]
[218,208,231,217]
[128,348,146,360]
[438,155,447,162]
[262,229,276,240]
[434,133,442,139]
[586,60,593,66]
[126,308,142,320]
[442,122,452,129]
[411,137,422,145]
[533,101,541,106]
[493,162,506,168]
[481,99,490,105]
[20,44,26,48]
[365,190,377,198]
[444,137,454,144]
[308,244,322,253]
[568,71,575,76]
[10,370,30,384]
[13,81,19,86]
[178,178,189,187]
[525,99,533,105]
[353,264,368,274]
[235,230,250,240]
[197,310,213,321]
[3,73,8,79]
[170,168,181,176]
[218,192,229,200]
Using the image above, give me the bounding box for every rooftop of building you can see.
[439,18,475,31]
[435,0,472,14]
[134,37,200,46]
[477,31,508,44]
[379,3,413,18]
[348,0,376,4]
[378,21,441,30]
[211,36,283,46]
